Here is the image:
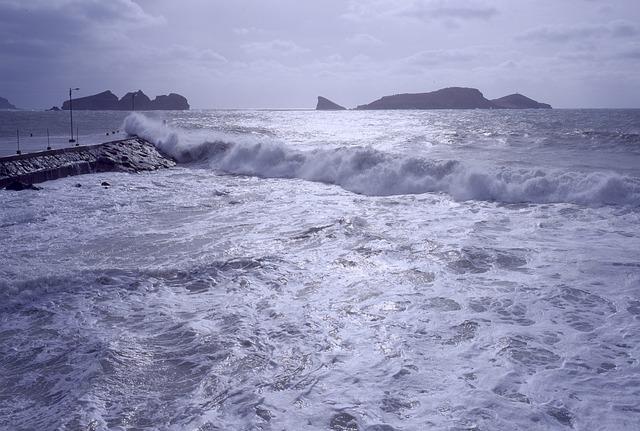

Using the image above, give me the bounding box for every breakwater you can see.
[0,137,175,188]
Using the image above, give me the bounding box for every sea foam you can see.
[124,113,640,206]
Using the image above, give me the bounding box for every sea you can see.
[1,109,639,430]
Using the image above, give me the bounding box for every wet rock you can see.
[74,183,82,188]
[101,181,111,187]
[330,412,359,431]
[4,180,41,191]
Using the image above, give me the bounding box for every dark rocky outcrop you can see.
[150,93,190,110]
[47,106,61,111]
[62,90,120,110]
[491,93,552,109]
[357,87,495,110]
[1,138,175,189]
[0,96,17,110]
[316,96,346,110]
[4,181,41,191]
[355,87,552,110]
[61,90,190,111]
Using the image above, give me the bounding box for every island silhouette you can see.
[317,87,551,110]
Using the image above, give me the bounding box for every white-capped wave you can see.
[124,113,640,206]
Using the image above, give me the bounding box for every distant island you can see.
[317,87,551,110]
[61,90,189,111]
[316,96,346,110]
[0,96,17,110]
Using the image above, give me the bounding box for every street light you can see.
[68,87,79,144]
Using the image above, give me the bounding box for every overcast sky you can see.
[1,0,639,109]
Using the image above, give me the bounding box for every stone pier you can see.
[0,137,175,189]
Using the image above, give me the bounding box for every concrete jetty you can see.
[0,137,175,189]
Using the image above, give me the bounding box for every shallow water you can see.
[1,110,640,430]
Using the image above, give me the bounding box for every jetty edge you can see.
[0,137,175,189]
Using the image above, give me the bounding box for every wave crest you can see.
[124,113,640,206]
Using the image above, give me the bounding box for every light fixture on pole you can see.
[68,87,79,143]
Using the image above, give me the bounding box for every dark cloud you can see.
[519,21,639,44]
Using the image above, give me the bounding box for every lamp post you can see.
[68,87,79,143]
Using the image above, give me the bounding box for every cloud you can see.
[165,45,228,64]
[519,20,639,44]
[346,33,384,47]
[343,0,498,23]
[233,27,264,37]
[401,48,478,68]
[242,39,309,57]
[399,0,498,21]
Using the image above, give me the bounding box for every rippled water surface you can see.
[1,109,640,430]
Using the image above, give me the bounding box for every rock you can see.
[0,96,17,110]
[47,106,62,111]
[356,87,552,110]
[61,90,190,111]
[491,93,552,109]
[62,90,120,110]
[316,96,346,110]
[5,181,41,191]
[118,90,152,110]
[357,87,495,110]
[101,181,111,187]
[74,183,82,188]
[150,93,190,110]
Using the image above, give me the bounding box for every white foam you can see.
[124,113,640,206]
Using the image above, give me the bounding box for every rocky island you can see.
[354,87,551,110]
[316,96,346,110]
[61,90,189,111]
[490,93,552,109]
[0,96,17,110]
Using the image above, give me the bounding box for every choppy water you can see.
[1,109,640,430]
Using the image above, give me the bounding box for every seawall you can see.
[0,137,175,188]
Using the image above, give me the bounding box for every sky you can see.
[1,0,639,109]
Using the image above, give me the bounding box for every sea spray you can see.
[124,113,640,206]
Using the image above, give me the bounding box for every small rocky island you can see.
[490,93,552,109]
[61,90,189,111]
[0,96,17,110]
[315,87,551,110]
[316,96,346,110]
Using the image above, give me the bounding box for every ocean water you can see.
[1,109,640,430]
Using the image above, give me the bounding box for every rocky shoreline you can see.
[0,137,175,189]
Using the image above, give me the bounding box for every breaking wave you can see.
[124,113,640,206]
